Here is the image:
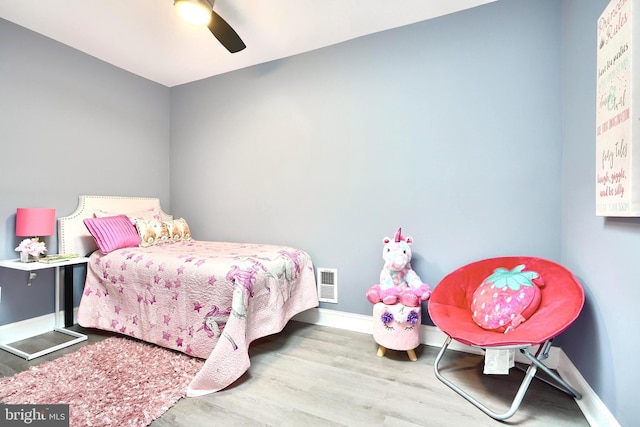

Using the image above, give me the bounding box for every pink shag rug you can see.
[0,336,205,427]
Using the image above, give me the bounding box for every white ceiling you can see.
[0,0,495,87]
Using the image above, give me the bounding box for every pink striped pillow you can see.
[84,215,141,254]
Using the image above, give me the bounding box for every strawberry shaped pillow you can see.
[471,264,544,333]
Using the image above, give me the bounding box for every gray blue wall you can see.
[170,0,563,320]
[0,0,636,424]
[561,1,638,425]
[0,19,171,323]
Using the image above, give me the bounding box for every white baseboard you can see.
[292,307,556,365]
[557,351,621,427]
[0,310,76,345]
[294,307,619,427]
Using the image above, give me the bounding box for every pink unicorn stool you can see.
[373,302,421,361]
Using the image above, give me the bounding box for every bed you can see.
[58,195,319,396]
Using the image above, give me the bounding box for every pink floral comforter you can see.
[76,240,318,396]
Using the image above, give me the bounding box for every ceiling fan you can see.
[174,0,246,53]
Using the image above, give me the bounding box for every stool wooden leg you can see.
[377,345,387,357]
[407,348,417,362]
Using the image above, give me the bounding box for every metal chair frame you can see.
[433,335,582,421]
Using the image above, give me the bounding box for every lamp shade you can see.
[16,208,56,237]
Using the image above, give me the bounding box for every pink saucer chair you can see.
[428,256,584,420]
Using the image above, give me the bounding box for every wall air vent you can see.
[317,268,338,303]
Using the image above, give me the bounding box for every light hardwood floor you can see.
[0,321,589,426]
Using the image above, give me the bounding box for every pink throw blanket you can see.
[76,240,318,396]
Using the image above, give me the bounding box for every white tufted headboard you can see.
[58,195,172,256]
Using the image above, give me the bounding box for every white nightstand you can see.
[0,257,90,360]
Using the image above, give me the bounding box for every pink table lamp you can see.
[15,208,56,262]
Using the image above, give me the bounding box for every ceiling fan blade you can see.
[208,10,246,53]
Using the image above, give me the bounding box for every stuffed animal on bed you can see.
[366,228,431,307]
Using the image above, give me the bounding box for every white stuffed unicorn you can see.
[366,227,431,307]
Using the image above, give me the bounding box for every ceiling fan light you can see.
[175,0,213,26]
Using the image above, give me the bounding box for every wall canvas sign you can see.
[596,0,640,216]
